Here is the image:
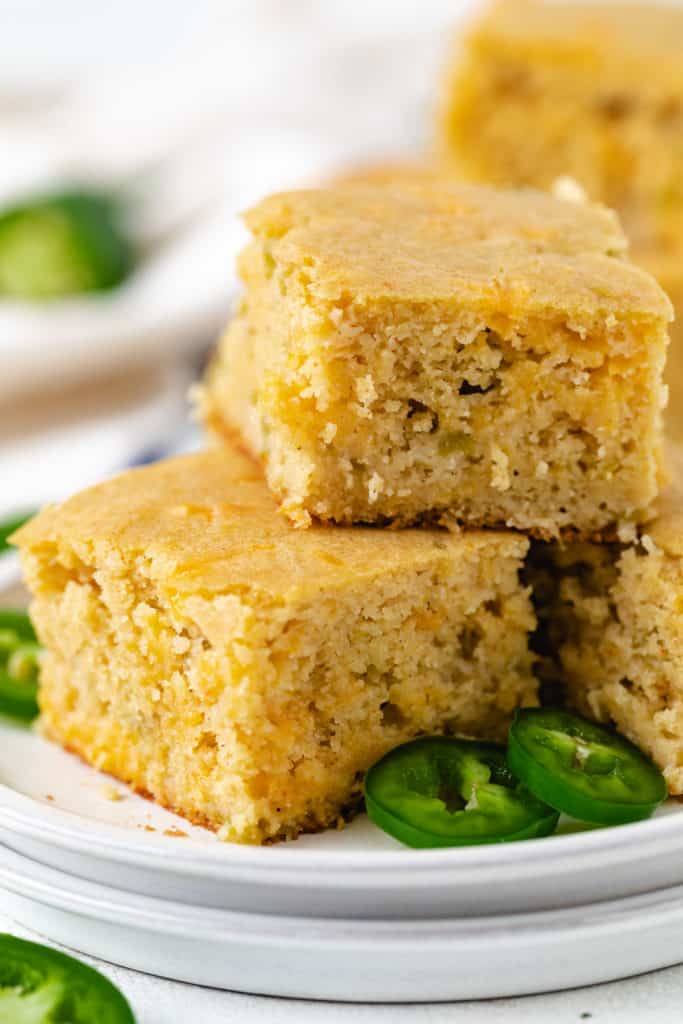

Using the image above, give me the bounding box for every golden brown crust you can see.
[243,182,670,322]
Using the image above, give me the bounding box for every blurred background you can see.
[0,0,474,588]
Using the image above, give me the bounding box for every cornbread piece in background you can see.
[439,0,683,440]
[13,448,537,845]
[528,448,683,795]
[640,249,683,442]
[332,160,448,188]
[439,0,683,254]
[201,183,670,536]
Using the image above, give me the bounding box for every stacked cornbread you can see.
[14,176,674,844]
[438,0,683,440]
[13,3,683,844]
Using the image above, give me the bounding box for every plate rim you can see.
[3,777,683,886]
[4,839,683,944]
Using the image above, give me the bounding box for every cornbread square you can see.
[200,182,670,536]
[13,448,537,844]
[529,448,683,794]
[439,0,683,254]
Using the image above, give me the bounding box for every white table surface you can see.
[3,901,683,1023]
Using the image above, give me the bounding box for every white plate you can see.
[2,719,683,920]
[3,841,683,1002]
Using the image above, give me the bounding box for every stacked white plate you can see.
[3,716,683,1002]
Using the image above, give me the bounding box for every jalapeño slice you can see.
[508,708,667,825]
[0,609,41,722]
[365,736,559,848]
[0,512,33,555]
[0,934,135,1023]
[0,190,133,299]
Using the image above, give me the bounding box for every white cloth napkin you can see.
[0,362,199,588]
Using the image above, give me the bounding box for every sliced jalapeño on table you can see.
[0,189,134,300]
[0,934,136,1023]
[508,708,667,825]
[0,511,33,556]
[364,736,559,847]
[0,609,42,722]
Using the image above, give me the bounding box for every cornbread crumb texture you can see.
[14,448,537,844]
[333,163,683,447]
[529,447,683,794]
[202,182,669,536]
[440,0,683,254]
